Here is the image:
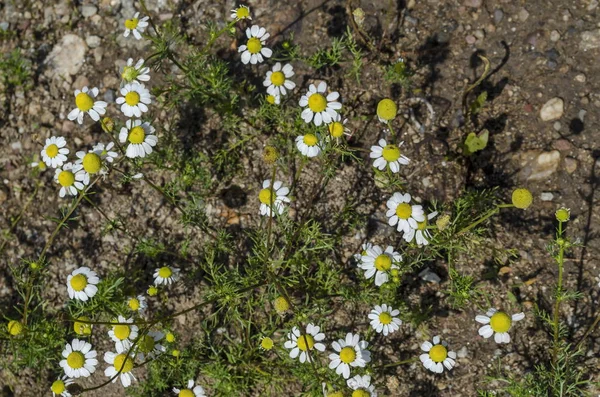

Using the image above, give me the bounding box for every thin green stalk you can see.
[552,220,565,365]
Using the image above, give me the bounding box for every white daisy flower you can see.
[420,336,457,374]
[258,179,290,217]
[108,316,139,353]
[31,157,47,171]
[327,114,351,139]
[123,12,149,40]
[369,139,410,173]
[127,295,147,316]
[41,136,69,168]
[347,375,378,397]
[51,375,74,397]
[153,266,180,286]
[136,330,166,361]
[92,142,119,163]
[295,133,322,157]
[54,163,86,198]
[119,119,158,158]
[264,63,296,97]
[74,146,109,185]
[66,267,99,301]
[173,379,206,397]
[121,58,150,84]
[328,333,371,379]
[359,245,401,287]
[298,82,342,126]
[231,5,251,21]
[266,93,281,105]
[104,351,137,387]
[353,242,373,263]
[403,211,438,246]
[385,192,425,235]
[238,25,272,64]
[476,309,525,344]
[368,304,402,336]
[67,87,107,124]
[284,324,326,363]
[116,82,151,118]
[59,339,98,378]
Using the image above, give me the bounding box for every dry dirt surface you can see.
[1,0,600,396]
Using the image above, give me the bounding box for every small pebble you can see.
[553,122,561,131]
[574,74,586,83]
[564,157,578,173]
[81,5,98,18]
[493,9,504,24]
[540,97,564,121]
[550,30,561,42]
[540,192,554,201]
[518,8,529,22]
[465,35,477,44]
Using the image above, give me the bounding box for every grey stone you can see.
[81,5,97,17]
[523,150,561,181]
[45,34,87,79]
[493,9,504,24]
[550,30,561,42]
[580,30,600,51]
[86,35,101,48]
[540,192,554,201]
[464,0,482,7]
[540,97,564,121]
[457,346,468,358]
[518,8,530,22]
[418,268,441,283]
[564,157,578,173]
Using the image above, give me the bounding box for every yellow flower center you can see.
[308,93,327,113]
[128,126,146,144]
[261,337,274,350]
[339,346,356,364]
[58,170,75,187]
[266,95,276,104]
[158,266,172,279]
[7,320,23,336]
[147,286,158,296]
[328,392,344,397]
[113,324,131,340]
[139,335,156,353]
[374,254,392,271]
[51,379,66,394]
[429,344,448,363]
[179,390,194,397]
[66,351,85,369]
[125,91,140,106]
[75,92,94,111]
[270,71,285,86]
[247,37,262,54]
[352,391,370,397]
[125,18,139,30]
[377,98,397,121]
[236,6,250,19]
[128,298,140,311]
[73,317,92,336]
[121,66,137,82]
[70,274,87,291]
[490,311,512,333]
[166,332,175,343]
[113,354,134,373]
[379,312,392,325]
[46,144,59,158]
[297,334,315,351]
[82,153,101,174]
[273,296,290,313]
[329,122,344,138]
[381,145,401,162]
[258,188,274,205]
[511,188,533,210]
[395,203,412,220]
[303,133,318,146]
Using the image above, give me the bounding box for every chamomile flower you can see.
[92,142,119,163]
[116,82,151,118]
[238,25,272,64]
[153,266,180,286]
[173,379,206,397]
[368,304,402,336]
[298,82,342,126]
[359,245,401,287]
[403,211,438,246]
[59,339,98,378]
[41,136,69,168]
[476,309,525,344]
[231,5,251,21]
[376,98,397,123]
[104,351,137,387]
[347,375,378,397]
[119,119,158,158]
[419,336,456,374]
[266,93,281,105]
[121,58,150,84]
[327,114,351,140]
[258,179,290,217]
[264,63,296,97]
[51,375,74,397]
[328,333,371,379]
[75,146,108,185]
[54,163,86,198]
[260,336,274,351]
[370,139,410,173]
[385,192,425,235]
[123,12,149,40]
[108,316,139,352]
[66,267,99,301]
[135,330,166,361]
[127,295,147,316]
[67,87,107,124]
[284,324,326,363]
[295,133,322,157]
[353,242,373,263]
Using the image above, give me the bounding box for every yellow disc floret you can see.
[260,336,274,350]
[262,146,279,164]
[379,312,392,325]
[58,171,75,187]
[235,6,250,20]
[128,298,140,311]
[328,392,344,397]
[258,188,274,205]
[395,203,412,220]
[70,274,87,291]
[429,344,448,363]
[113,354,134,373]
[511,188,533,210]
[51,379,66,394]
[374,254,392,271]
[270,71,285,86]
[7,320,23,336]
[128,126,146,144]
[125,91,140,106]
[46,144,59,158]
[303,133,318,146]
[124,18,139,30]
[67,351,85,369]
[308,93,327,113]
[121,66,138,82]
[339,346,356,364]
[179,390,194,397]
[490,311,512,333]
[297,334,315,351]
[158,266,172,279]
[377,98,397,121]
[113,324,131,340]
[247,37,262,54]
[74,317,92,336]
[555,207,570,222]
[82,153,101,174]
[352,390,370,397]
[75,92,94,111]
[147,285,158,296]
[166,332,175,343]
[382,144,401,162]
[329,122,344,138]
[273,296,290,314]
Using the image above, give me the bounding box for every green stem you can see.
[456,203,514,236]
[0,180,40,255]
[552,221,565,365]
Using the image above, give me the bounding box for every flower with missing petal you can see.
[475,309,525,344]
